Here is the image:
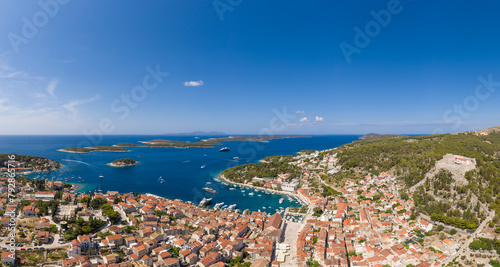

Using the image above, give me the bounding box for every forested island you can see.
[58,146,128,153]
[59,135,304,152]
[108,158,138,167]
[358,133,404,141]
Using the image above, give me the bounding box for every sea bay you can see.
[0,135,360,211]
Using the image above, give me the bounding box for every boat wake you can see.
[61,159,94,167]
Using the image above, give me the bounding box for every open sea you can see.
[0,135,360,212]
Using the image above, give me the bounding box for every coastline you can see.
[58,148,130,153]
[218,174,310,206]
[57,149,87,154]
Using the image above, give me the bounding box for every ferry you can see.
[219,147,230,152]
[202,187,218,194]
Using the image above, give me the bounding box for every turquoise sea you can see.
[0,135,360,212]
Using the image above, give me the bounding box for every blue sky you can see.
[0,0,499,135]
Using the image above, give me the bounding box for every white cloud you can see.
[315,116,324,122]
[62,95,100,115]
[46,79,58,98]
[183,80,204,87]
[299,117,308,123]
[295,110,305,114]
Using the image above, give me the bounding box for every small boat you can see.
[258,194,262,197]
[201,164,206,169]
[219,147,230,152]
[206,182,212,185]
[279,198,284,204]
[202,187,218,194]
[265,192,270,195]
[229,188,236,190]
[241,190,245,193]
[233,157,239,160]
[99,173,104,179]
[248,192,254,196]
[263,207,267,209]
[158,176,166,183]
[214,202,224,209]
[227,204,237,210]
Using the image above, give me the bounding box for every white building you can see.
[280,181,299,192]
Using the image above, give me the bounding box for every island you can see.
[58,146,129,153]
[107,158,138,167]
[358,132,404,140]
[59,135,305,152]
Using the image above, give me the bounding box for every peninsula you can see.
[0,154,62,173]
[107,158,138,167]
[59,135,304,153]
